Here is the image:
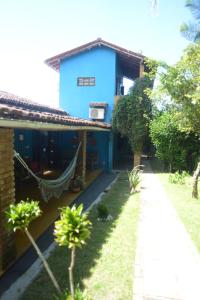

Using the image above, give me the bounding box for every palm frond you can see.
[186,0,200,20]
[180,21,200,41]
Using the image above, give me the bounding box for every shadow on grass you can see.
[21,173,131,300]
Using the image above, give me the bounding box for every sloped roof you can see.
[45,38,146,79]
[0,91,68,115]
[0,91,111,130]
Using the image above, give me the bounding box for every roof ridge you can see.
[45,38,145,71]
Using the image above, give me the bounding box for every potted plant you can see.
[70,176,83,193]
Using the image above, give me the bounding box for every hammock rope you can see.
[14,143,81,202]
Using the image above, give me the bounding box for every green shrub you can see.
[54,287,91,300]
[128,165,143,193]
[168,171,189,184]
[97,203,109,220]
[6,199,41,231]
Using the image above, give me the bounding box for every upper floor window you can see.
[77,77,95,86]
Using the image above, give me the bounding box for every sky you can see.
[0,0,192,107]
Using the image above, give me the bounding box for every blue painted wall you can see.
[59,46,116,123]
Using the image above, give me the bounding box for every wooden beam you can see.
[76,131,87,185]
[82,130,87,185]
[139,61,144,78]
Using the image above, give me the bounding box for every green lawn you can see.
[155,171,200,253]
[21,172,140,300]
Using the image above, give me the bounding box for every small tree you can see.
[146,44,200,197]
[6,200,61,294]
[150,111,200,172]
[54,204,91,300]
[112,76,152,166]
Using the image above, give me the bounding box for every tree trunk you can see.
[69,246,76,299]
[134,151,141,167]
[192,162,200,199]
[25,228,61,295]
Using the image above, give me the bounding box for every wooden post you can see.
[108,132,113,172]
[139,61,144,78]
[0,128,16,273]
[77,131,87,186]
[82,130,87,185]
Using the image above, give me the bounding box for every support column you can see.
[0,128,16,273]
[139,60,144,78]
[108,131,113,172]
[77,131,87,185]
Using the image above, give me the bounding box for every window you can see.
[77,77,95,86]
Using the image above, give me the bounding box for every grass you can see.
[154,170,200,253]
[21,172,140,300]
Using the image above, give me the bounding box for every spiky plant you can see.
[128,165,143,194]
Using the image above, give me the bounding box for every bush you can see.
[150,111,200,172]
[97,203,109,220]
[6,199,41,231]
[54,287,91,300]
[168,171,189,184]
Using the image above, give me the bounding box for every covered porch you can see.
[0,91,111,274]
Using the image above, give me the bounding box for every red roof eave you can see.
[45,38,145,72]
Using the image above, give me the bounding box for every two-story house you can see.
[0,39,146,277]
[45,38,146,170]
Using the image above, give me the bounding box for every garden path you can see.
[133,162,200,300]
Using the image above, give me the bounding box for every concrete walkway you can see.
[134,163,200,300]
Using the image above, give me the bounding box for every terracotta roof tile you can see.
[0,91,68,115]
[0,91,111,130]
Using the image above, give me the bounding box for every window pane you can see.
[77,77,95,86]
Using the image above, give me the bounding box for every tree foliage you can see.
[54,204,91,249]
[146,44,200,135]
[112,76,152,153]
[180,0,200,42]
[150,111,200,171]
[6,200,41,231]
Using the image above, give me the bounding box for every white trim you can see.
[0,118,110,132]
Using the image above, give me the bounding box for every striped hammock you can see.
[14,143,81,202]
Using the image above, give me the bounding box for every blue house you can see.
[0,40,146,274]
[45,38,146,170]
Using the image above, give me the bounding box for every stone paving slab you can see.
[133,163,200,300]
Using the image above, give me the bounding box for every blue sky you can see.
[0,0,191,107]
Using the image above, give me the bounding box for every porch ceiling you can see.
[117,53,142,80]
